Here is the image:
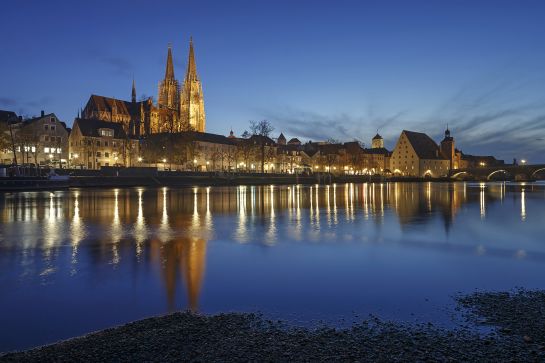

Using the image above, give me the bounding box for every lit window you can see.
[57,148,61,154]
[44,147,50,153]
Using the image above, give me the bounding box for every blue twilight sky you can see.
[2,0,545,162]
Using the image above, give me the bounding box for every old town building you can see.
[69,118,139,169]
[0,111,69,167]
[390,130,450,177]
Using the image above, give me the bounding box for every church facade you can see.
[81,38,206,137]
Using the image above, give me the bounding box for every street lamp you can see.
[138,157,142,163]
[521,159,527,165]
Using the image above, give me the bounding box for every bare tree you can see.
[245,120,274,173]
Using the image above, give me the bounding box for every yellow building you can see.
[391,130,450,177]
[69,118,139,169]
[81,38,206,136]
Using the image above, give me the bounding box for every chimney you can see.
[41,110,45,117]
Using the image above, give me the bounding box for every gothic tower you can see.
[180,37,206,132]
[440,126,455,169]
[158,45,181,111]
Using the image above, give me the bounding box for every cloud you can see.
[259,106,409,147]
[0,97,17,106]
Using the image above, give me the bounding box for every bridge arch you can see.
[531,167,545,178]
[487,169,510,180]
[451,171,469,179]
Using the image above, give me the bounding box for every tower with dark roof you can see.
[440,125,455,169]
[277,132,286,145]
[372,132,384,149]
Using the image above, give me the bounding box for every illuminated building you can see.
[81,38,206,136]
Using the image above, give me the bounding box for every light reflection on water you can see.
[1,182,545,351]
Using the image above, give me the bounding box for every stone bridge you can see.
[449,164,545,181]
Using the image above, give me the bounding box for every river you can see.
[1,182,544,352]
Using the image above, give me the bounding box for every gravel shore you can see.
[2,290,545,362]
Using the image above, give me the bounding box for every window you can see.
[44,147,50,153]
[104,141,109,147]
[57,148,61,154]
[96,141,100,146]
[99,129,113,137]
[50,117,55,123]
[88,151,92,157]
[105,152,109,158]
[96,152,101,157]
[31,146,36,153]
[44,125,49,130]
[50,125,55,131]
[112,141,116,147]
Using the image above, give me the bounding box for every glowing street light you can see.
[73,153,79,159]
[521,159,527,165]
[162,158,167,163]
[138,157,143,162]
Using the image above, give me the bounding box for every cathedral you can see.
[81,37,206,136]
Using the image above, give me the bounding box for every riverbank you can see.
[2,290,544,362]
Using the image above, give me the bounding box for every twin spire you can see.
[163,37,198,82]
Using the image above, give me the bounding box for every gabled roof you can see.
[74,118,127,139]
[86,95,138,116]
[402,130,445,160]
[288,137,301,145]
[278,132,286,141]
[372,133,383,140]
[23,113,69,132]
[0,110,18,124]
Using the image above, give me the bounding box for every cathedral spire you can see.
[131,78,136,103]
[186,36,198,82]
[165,44,175,80]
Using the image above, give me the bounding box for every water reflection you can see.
[0,182,543,314]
